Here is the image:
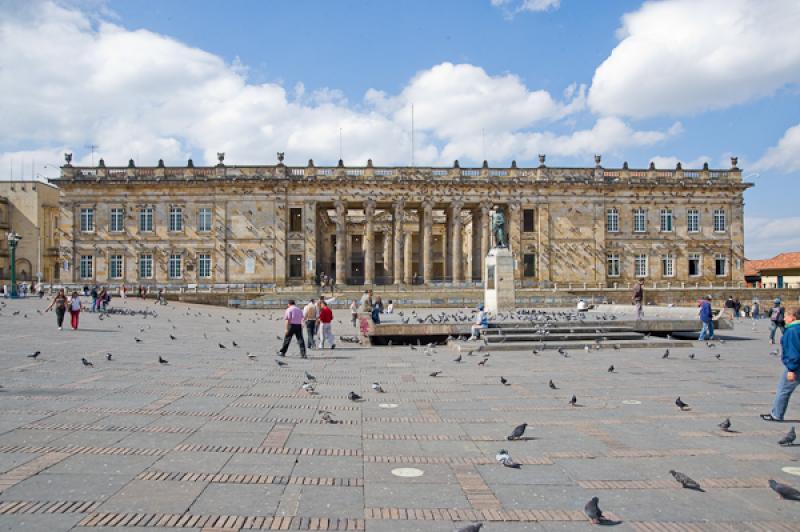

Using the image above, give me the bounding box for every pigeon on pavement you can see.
[570,395,577,406]
[455,524,483,532]
[608,365,614,373]
[549,380,557,389]
[429,371,442,377]
[675,397,690,410]
[275,359,287,367]
[718,418,731,432]
[507,423,527,440]
[372,382,384,393]
[779,426,796,446]
[347,391,362,401]
[500,376,509,385]
[28,351,41,359]
[496,449,520,468]
[670,470,704,491]
[584,496,605,524]
[769,479,800,500]
[158,356,169,364]
[81,357,93,367]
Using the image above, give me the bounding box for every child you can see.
[386,300,394,314]
[763,307,800,421]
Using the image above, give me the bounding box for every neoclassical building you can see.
[54,154,750,288]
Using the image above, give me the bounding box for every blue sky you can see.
[1,0,799,257]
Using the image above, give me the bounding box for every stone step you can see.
[450,338,694,353]
[482,326,634,334]
[482,331,644,343]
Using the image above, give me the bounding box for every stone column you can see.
[422,201,433,284]
[384,230,393,283]
[403,231,413,284]
[335,201,347,286]
[471,206,482,281]
[480,202,491,282]
[393,200,405,285]
[304,201,317,285]
[450,201,464,282]
[508,202,522,281]
[363,200,376,285]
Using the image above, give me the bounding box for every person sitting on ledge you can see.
[577,299,592,312]
[470,304,490,340]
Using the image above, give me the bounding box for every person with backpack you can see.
[762,307,800,422]
[698,295,714,341]
[770,298,786,344]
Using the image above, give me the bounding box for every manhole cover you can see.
[379,403,399,409]
[782,467,800,476]
[392,467,424,477]
[622,400,642,405]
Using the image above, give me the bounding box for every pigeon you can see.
[608,365,614,373]
[247,352,257,360]
[689,353,695,359]
[169,334,176,340]
[779,426,796,446]
[670,470,704,491]
[715,354,721,360]
[507,423,527,440]
[372,382,384,393]
[232,341,239,347]
[662,349,670,359]
[584,496,604,524]
[455,524,483,532]
[718,418,731,432]
[570,395,577,407]
[81,357,93,367]
[675,397,690,410]
[429,371,442,377]
[134,337,142,343]
[769,479,800,500]
[301,382,315,393]
[454,354,462,363]
[320,411,337,424]
[305,371,316,381]
[549,380,557,390]
[28,351,41,359]
[276,335,282,340]
[275,359,287,367]
[347,391,362,401]
[218,343,226,349]
[106,353,112,361]
[500,376,509,385]
[478,359,487,366]
[495,449,520,468]
[558,348,569,358]
[158,356,169,364]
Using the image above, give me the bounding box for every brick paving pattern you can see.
[0,298,799,530]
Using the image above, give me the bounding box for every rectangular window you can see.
[606,208,619,233]
[169,206,183,232]
[713,209,726,232]
[660,208,673,232]
[607,253,620,277]
[139,207,153,232]
[79,255,93,279]
[80,208,95,232]
[523,253,536,277]
[288,254,303,278]
[661,254,675,277]
[688,253,701,277]
[687,209,699,233]
[715,254,727,276]
[168,254,182,279]
[289,208,302,232]
[198,253,212,278]
[633,208,647,233]
[522,209,535,232]
[139,254,153,279]
[198,208,212,232]
[634,254,648,278]
[109,254,123,279]
[110,208,124,233]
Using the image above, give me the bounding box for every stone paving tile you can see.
[45,454,159,476]
[188,483,283,516]
[1,472,130,501]
[149,451,233,475]
[0,513,85,532]
[96,480,208,514]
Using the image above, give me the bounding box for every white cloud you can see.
[0,1,677,169]
[589,0,800,118]
[491,0,560,14]
[746,216,800,259]
[754,123,800,173]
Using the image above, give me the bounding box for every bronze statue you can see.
[277,152,285,164]
[492,208,507,248]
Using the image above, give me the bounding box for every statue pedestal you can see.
[484,247,515,315]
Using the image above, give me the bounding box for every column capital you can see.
[334,200,346,215]
[450,199,465,212]
[364,199,376,217]
[479,200,493,213]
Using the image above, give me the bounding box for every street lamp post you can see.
[8,232,22,298]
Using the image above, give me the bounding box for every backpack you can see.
[771,307,782,322]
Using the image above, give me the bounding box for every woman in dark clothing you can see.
[45,289,68,330]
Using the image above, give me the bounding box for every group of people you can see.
[278,297,336,357]
[87,285,112,312]
[1,281,44,298]
[44,288,83,330]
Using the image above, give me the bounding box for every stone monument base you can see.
[484,247,515,315]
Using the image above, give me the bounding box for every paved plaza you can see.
[0,297,799,531]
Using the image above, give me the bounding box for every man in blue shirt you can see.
[698,295,714,341]
[763,307,800,422]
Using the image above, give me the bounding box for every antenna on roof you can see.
[86,144,98,166]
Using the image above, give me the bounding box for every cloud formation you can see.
[589,0,800,118]
[0,1,676,169]
[491,0,561,15]
[746,216,800,259]
[754,123,800,173]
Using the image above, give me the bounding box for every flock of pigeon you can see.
[5,300,800,530]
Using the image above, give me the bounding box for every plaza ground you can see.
[0,297,799,531]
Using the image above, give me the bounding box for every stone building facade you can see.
[54,155,751,288]
[0,181,60,283]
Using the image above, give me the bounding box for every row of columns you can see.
[331,200,512,285]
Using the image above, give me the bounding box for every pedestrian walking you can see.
[734,298,742,319]
[318,300,336,349]
[350,299,358,327]
[120,284,127,304]
[752,300,760,320]
[698,295,714,341]
[762,307,800,422]
[278,300,307,358]
[45,288,68,330]
[770,298,786,344]
[303,298,318,349]
[632,279,644,320]
[90,286,98,312]
[68,291,82,330]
